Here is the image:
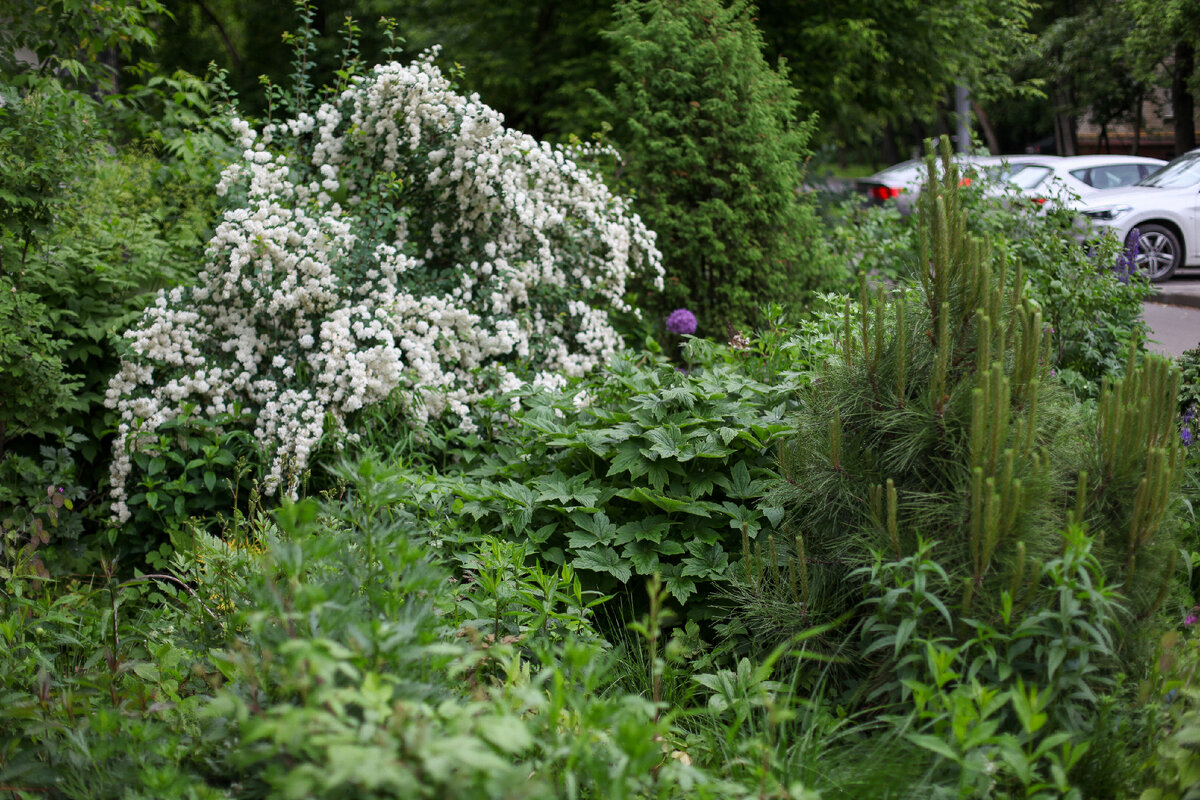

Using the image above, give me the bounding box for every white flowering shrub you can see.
[106,51,663,522]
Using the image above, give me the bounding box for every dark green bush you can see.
[601,0,843,338]
[361,314,839,612]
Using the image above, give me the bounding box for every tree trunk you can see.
[192,0,244,72]
[1173,41,1196,156]
[1134,92,1143,155]
[881,122,899,165]
[1051,86,1077,156]
[971,101,1000,154]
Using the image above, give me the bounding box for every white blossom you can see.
[105,51,662,521]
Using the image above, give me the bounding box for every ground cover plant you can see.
[374,319,827,608]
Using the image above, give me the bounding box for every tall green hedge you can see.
[602,0,841,338]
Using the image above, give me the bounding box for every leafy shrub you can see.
[991,198,1152,398]
[601,0,843,338]
[0,457,776,798]
[107,27,664,527]
[1138,627,1200,800]
[1,8,232,553]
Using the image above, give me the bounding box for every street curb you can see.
[1151,290,1200,310]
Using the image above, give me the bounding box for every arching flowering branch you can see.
[106,50,663,520]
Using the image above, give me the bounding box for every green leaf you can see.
[614,516,671,545]
[607,442,650,479]
[571,546,632,582]
[906,733,962,764]
[619,487,712,516]
[682,541,729,577]
[477,715,533,754]
[663,573,697,603]
[642,425,685,460]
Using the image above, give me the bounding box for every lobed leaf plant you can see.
[0,455,784,799]
[364,314,842,610]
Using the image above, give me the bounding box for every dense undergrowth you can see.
[4,4,1200,800]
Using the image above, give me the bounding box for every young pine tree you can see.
[600,0,840,339]
[738,140,1185,699]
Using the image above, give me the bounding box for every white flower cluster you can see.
[106,51,663,521]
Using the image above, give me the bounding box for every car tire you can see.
[1131,224,1181,283]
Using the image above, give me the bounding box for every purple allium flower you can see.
[1187,614,1198,627]
[1183,427,1193,447]
[1115,228,1140,284]
[665,308,698,336]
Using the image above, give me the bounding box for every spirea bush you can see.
[106,50,663,522]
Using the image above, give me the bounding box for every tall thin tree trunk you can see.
[881,122,899,165]
[971,101,1000,154]
[1134,92,1143,155]
[1173,41,1196,156]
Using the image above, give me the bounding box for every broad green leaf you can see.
[607,442,650,480]
[571,546,632,582]
[642,425,685,460]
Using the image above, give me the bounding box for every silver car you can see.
[1004,154,1165,206]
[858,154,1048,216]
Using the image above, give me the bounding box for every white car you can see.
[1076,149,1200,282]
[857,154,1046,216]
[1003,154,1165,205]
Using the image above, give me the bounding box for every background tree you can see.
[754,0,1038,158]
[155,0,615,140]
[600,0,841,338]
[1126,0,1200,155]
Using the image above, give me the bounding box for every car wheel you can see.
[1131,224,1181,282]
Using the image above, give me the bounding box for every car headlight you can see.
[1081,205,1133,221]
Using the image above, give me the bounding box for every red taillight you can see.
[1031,196,1048,206]
[869,185,903,201]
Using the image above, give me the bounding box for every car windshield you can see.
[1007,165,1053,190]
[1137,152,1200,188]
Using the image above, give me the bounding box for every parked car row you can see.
[858,153,1166,216]
[857,150,1200,283]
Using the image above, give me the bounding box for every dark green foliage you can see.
[601,0,842,338]
[745,141,1184,706]
[0,2,231,556]
[118,406,261,565]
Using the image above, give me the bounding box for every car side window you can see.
[1071,164,1143,189]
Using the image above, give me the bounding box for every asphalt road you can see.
[1145,269,1200,358]
[1144,301,1200,358]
